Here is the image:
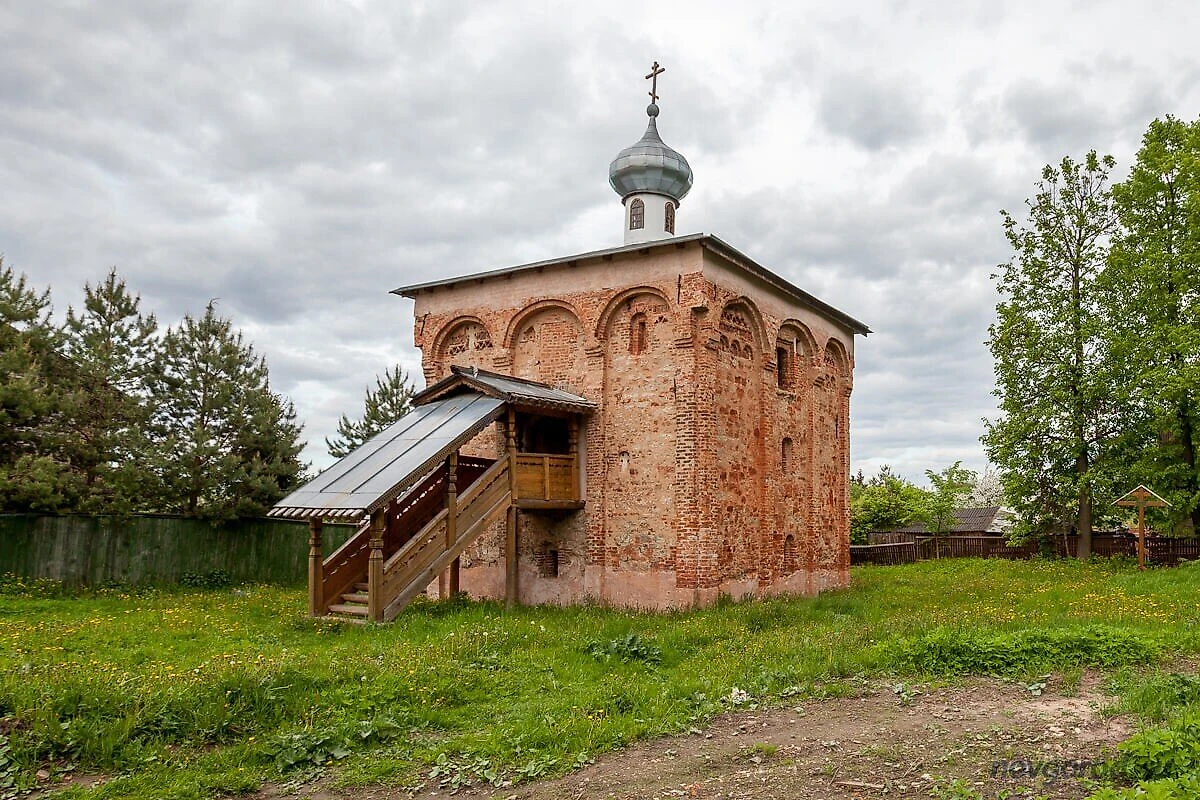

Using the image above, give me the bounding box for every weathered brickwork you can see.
[406,238,857,608]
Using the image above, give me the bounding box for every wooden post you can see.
[447,452,460,597]
[367,509,386,622]
[307,518,324,616]
[1137,504,1146,570]
[1115,485,1169,573]
[506,506,519,608]
[505,408,519,607]
[568,417,579,502]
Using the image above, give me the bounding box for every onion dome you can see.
[608,103,693,204]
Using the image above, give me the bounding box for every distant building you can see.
[870,507,1014,541]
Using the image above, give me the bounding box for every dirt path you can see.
[261,673,1130,800]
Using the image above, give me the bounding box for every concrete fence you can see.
[0,514,357,587]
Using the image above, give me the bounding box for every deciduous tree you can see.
[919,461,977,536]
[849,465,930,544]
[984,152,1124,556]
[1105,116,1200,534]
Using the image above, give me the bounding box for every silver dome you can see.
[608,104,693,204]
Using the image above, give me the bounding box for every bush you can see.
[890,625,1161,675]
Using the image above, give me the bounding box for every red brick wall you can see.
[408,240,854,607]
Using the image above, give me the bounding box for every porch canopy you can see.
[269,367,595,522]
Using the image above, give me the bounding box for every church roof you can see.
[392,233,872,336]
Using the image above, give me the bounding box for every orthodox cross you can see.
[646,61,666,103]
[1114,485,1170,571]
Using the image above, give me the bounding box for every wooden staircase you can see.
[313,456,511,623]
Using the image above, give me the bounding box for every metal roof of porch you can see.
[269,392,505,521]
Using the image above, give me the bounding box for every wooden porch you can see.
[274,368,595,623]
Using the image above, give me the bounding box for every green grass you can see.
[1,558,1198,798]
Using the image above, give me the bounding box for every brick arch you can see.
[594,286,673,342]
[717,296,768,355]
[822,337,851,379]
[503,299,583,350]
[508,300,586,393]
[775,319,819,364]
[431,316,495,373]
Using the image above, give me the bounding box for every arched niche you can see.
[775,320,817,389]
[822,337,851,379]
[433,317,494,373]
[507,301,586,392]
[716,297,767,367]
[598,288,673,356]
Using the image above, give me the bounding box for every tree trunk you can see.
[1180,397,1200,535]
[1075,450,1092,559]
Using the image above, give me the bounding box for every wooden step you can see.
[319,614,365,625]
[354,582,369,592]
[341,591,368,604]
[328,603,369,617]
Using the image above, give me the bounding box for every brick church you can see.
[272,65,869,618]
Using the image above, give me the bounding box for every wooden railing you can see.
[315,458,493,616]
[514,453,577,501]
[378,457,512,621]
[318,518,373,615]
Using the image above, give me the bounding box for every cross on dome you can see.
[646,61,665,104]
[608,61,694,244]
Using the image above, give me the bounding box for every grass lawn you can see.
[1,558,1199,799]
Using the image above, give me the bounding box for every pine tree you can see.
[1105,117,1200,534]
[983,152,1125,556]
[326,365,416,459]
[0,259,79,511]
[61,269,159,512]
[148,301,305,519]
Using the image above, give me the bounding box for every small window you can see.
[776,347,790,388]
[540,547,559,578]
[664,201,675,234]
[630,313,648,355]
[783,534,797,575]
[782,437,793,472]
[629,198,645,230]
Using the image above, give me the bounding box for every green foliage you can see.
[0,265,306,520]
[919,461,977,535]
[326,365,416,459]
[148,301,305,519]
[850,465,930,542]
[1105,116,1200,536]
[1104,714,1200,782]
[891,625,1161,675]
[985,151,1126,554]
[584,633,663,665]
[0,259,77,513]
[60,269,160,514]
[177,570,233,590]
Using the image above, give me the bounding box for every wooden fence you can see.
[852,532,1199,567]
[0,514,356,586]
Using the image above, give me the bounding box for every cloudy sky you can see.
[3,1,1198,483]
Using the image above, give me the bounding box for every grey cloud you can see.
[816,69,940,151]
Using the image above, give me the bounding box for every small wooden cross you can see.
[646,61,666,103]
[1114,485,1170,570]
